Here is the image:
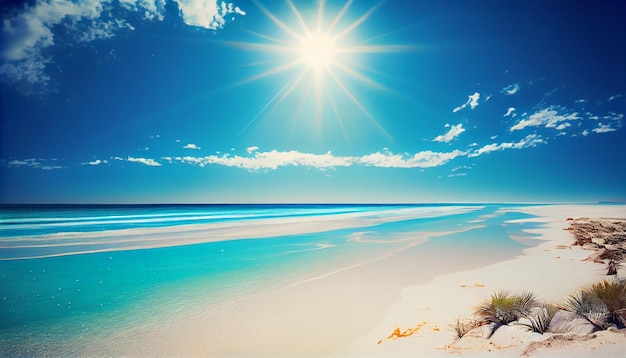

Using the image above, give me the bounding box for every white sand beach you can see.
[70,204,626,357]
[336,204,626,357]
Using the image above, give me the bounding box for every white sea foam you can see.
[0,206,482,260]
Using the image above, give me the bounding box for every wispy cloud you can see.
[448,172,467,178]
[175,151,354,170]
[81,159,107,166]
[5,158,63,170]
[608,94,623,101]
[433,123,465,143]
[127,156,161,166]
[510,107,580,132]
[358,149,466,168]
[503,107,516,117]
[453,92,480,113]
[502,83,520,95]
[183,143,201,150]
[592,123,617,134]
[451,165,473,173]
[246,146,259,154]
[119,0,167,21]
[169,148,467,171]
[468,134,545,157]
[1,0,245,89]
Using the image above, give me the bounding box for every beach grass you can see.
[560,279,626,329]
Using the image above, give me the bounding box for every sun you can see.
[300,33,336,69]
[225,0,415,139]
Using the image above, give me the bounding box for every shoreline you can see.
[65,206,528,357]
[335,204,626,357]
[4,204,625,357]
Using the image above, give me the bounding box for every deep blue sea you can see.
[0,204,544,355]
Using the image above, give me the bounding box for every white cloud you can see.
[358,150,465,168]
[1,0,244,89]
[81,159,107,165]
[127,156,161,166]
[170,148,466,171]
[175,150,354,170]
[5,158,63,169]
[173,0,245,30]
[503,107,516,117]
[555,123,570,131]
[451,165,472,173]
[608,94,623,101]
[1,1,103,62]
[468,134,545,157]
[502,83,520,95]
[183,143,201,150]
[0,0,110,87]
[453,92,480,113]
[468,93,480,109]
[592,123,617,134]
[510,107,580,131]
[120,0,167,20]
[246,146,259,153]
[448,172,467,178]
[433,123,465,143]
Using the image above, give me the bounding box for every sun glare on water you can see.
[228,0,415,139]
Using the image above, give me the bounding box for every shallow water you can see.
[0,204,544,356]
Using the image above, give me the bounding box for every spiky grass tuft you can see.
[452,317,484,339]
[474,291,539,325]
[519,304,556,334]
[587,279,626,328]
[560,291,608,329]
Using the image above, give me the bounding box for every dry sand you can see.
[336,204,626,357]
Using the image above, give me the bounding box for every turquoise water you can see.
[0,204,543,355]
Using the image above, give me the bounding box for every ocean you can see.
[0,204,544,355]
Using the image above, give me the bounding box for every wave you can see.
[0,205,483,260]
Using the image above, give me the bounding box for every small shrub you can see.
[519,304,556,334]
[474,291,538,325]
[588,279,626,328]
[560,279,626,329]
[452,317,484,339]
[560,290,609,329]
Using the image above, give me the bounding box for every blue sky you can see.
[1,0,625,204]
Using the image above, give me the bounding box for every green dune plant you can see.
[560,290,609,329]
[519,304,557,334]
[590,279,626,328]
[561,279,626,329]
[561,280,626,329]
[474,291,538,325]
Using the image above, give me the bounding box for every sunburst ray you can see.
[229,0,414,142]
